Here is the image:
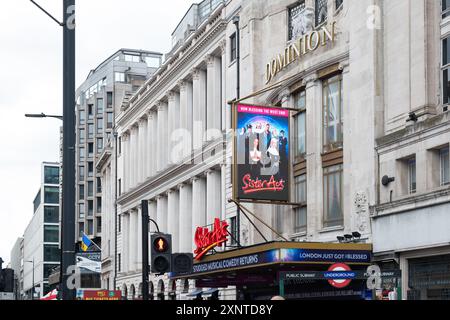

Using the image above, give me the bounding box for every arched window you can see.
[130,284,136,300]
[157,280,165,301]
[121,284,128,300]
[150,282,155,301]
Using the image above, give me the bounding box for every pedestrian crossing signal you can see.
[151,233,172,274]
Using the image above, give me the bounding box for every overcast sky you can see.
[0,0,193,264]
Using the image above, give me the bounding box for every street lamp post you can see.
[25,259,35,300]
[25,113,64,121]
[61,0,77,301]
[29,0,77,300]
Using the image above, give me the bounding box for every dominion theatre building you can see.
[98,0,450,300]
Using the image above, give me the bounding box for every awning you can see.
[172,241,373,281]
[186,289,204,297]
[202,288,219,298]
[40,289,58,301]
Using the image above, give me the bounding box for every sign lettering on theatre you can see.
[265,22,337,84]
[194,218,229,261]
[190,248,371,275]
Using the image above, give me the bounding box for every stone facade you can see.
[100,0,450,300]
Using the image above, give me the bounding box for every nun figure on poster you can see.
[265,138,281,177]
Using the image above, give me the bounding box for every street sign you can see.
[327,263,353,289]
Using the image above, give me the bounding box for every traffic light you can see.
[150,233,172,274]
[172,253,193,275]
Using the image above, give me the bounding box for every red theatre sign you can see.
[194,218,229,261]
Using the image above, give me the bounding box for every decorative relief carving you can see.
[291,7,314,40]
[354,191,369,232]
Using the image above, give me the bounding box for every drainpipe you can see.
[113,130,118,291]
[232,15,241,245]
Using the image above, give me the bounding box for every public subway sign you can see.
[265,21,337,84]
[194,218,229,261]
[234,104,290,202]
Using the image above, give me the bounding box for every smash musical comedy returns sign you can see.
[234,104,290,202]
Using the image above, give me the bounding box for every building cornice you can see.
[370,186,450,218]
[116,9,227,129]
[376,112,450,153]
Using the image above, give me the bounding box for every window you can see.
[79,184,85,200]
[125,54,140,63]
[107,92,113,107]
[88,220,94,235]
[335,0,343,10]
[88,143,94,158]
[96,197,102,213]
[229,216,238,245]
[294,90,307,158]
[115,72,125,83]
[88,162,94,177]
[79,129,85,144]
[315,0,328,26]
[408,158,417,194]
[107,113,113,129]
[118,254,121,272]
[88,124,94,139]
[118,137,122,155]
[44,225,59,243]
[43,245,59,262]
[97,138,103,153]
[44,166,59,185]
[79,166,85,180]
[288,1,306,41]
[294,175,307,234]
[44,206,59,223]
[44,264,58,280]
[79,223,85,238]
[443,0,450,19]
[97,98,104,115]
[88,181,94,197]
[79,147,85,162]
[230,33,237,62]
[443,37,450,105]
[118,179,122,196]
[97,217,102,233]
[44,187,59,204]
[323,164,343,228]
[97,118,104,134]
[323,75,343,152]
[79,110,86,125]
[118,214,122,233]
[79,203,85,219]
[441,148,449,186]
[88,200,94,216]
[88,104,94,119]
[97,178,102,193]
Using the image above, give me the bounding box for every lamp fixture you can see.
[352,232,361,239]
[382,175,395,187]
[407,112,418,123]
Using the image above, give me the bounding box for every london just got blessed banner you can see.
[235,104,290,202]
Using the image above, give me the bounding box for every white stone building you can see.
[22,162,61,299]
[370,0,450,301]
[100,0,450,300]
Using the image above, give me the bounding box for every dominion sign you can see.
[265,21,337,84]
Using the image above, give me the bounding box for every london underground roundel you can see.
[327,263,352,289]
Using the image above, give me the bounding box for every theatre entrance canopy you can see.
[171,242,373,299]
